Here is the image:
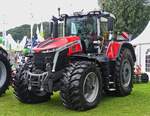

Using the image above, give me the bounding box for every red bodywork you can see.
[33,36,122,60]
[33,36,82,56]
[106,41,121,60]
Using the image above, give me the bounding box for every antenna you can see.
[58,8,61,17]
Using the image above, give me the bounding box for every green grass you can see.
[0,84,150,116]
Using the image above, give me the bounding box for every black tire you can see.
[115,48,134,96]
[60,61,102,111]
[141,73,149,83]
[0,49,11,96]
[13,64,50,103]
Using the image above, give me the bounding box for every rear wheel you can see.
[13,64,50,103]
[115,48,134,96]
[0,49,11,96]
[60,61,102,111]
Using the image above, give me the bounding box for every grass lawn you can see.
[0,83,150,116]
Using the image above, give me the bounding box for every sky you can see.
[0,0,99,31]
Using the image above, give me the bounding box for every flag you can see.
[36,24,40,37]
[39,22,45,41]
[36,24,41,43]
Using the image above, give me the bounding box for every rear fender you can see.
[106,41,121,60]
[119,42,136,62]
[106,42,136,62]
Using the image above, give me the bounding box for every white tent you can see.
[131,21,150,45]
[5,34,18,50]
[20,36,27,50]
[130,21,150,76]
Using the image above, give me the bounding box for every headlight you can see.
[41,49,56,53]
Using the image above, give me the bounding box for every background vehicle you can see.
[0,47,11,96]
[13,10,136,110]
[134,65,149,83]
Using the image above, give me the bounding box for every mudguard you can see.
[71,53,109,63]
[106,41,136,62]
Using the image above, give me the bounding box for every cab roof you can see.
[59,10,115,19]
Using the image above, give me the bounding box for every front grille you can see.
[33,52,55,70]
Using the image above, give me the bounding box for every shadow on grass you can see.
[2,84,149,115]
[26,91,140,110]
[32,92,120,112]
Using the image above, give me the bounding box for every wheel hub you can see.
[0,61,7,88]
[83,72,99,103]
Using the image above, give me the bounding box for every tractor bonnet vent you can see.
[33,52,55,71]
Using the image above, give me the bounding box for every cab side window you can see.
[99,17,108,36]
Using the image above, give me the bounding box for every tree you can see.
[7,24,30,41]
[7,22,51,42]
[98,0,150,38]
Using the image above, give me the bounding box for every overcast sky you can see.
[0,0,99,31]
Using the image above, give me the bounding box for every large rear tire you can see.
[0,49,11,96]
[60,61,102,111]
[115,48,134,96]
[13,64,50,103]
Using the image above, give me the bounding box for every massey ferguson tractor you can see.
[13,11,136,110]
[0,47,11,96]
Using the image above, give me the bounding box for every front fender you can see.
[71,53,109,63]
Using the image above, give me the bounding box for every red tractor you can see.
[13,11,136,110]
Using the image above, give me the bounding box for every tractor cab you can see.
[50,11,115,54]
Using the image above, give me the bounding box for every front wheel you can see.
[13,65,51,103]
[60,61,102,111]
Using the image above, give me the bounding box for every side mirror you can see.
[49,22,53,37]
[108,17,114,31]
[52,16,58,38]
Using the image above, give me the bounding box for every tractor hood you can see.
[33,36,80,53]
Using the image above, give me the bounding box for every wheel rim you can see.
[121,59,131,87]
[0,61,7,88]
[83,72,99,103]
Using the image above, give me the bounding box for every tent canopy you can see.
[131,21,150,45]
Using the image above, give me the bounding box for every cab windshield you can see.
[65,16,97,39]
